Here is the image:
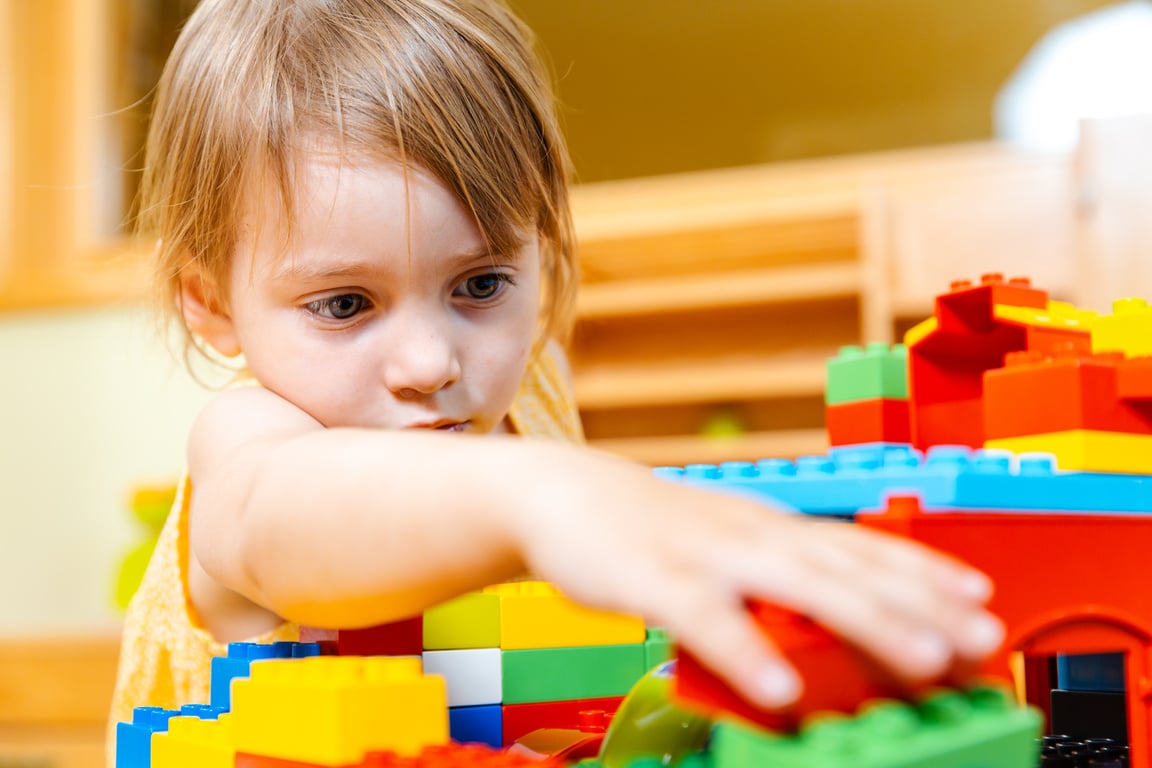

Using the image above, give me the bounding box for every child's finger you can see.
[651,579,803,710]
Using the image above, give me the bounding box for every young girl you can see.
[109,0,1003,754]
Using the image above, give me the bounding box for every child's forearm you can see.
[192,428,555,627]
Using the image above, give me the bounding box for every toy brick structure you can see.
[668,273,1152,767]
[117,584,664,768]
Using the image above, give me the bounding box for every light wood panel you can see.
[0,636,120,768]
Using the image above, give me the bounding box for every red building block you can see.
[984,349,1152,438]
[908,274,1091,449]
[501,696,624,745]
[861,496,1152,768]
[825,398,911,446]
[299,617,424,657]
[236,743,560,768]
[505,710,610,762]
[675,602,938,732]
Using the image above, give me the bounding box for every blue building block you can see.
[116,706,181,768]
[1056,653,1126,693]
[449,704,504,748]
[658,443,1152,516]
[179,703,228,719]
[209,640,321,710]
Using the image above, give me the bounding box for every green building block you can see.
[710,684,1042,768]
[502,643,646,704]
[643,628,673,671]
[825,342,909,405]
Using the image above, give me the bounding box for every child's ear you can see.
[179,268,242,358]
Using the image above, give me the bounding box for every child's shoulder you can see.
[187,384,321,471]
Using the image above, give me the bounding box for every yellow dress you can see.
[106,349,583,761]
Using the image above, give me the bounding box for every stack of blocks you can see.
[328,580,670,749]
[824,342,910,447]
[118,642,453,768]
[657,273,1152,767]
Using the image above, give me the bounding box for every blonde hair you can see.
[139,0,577,362]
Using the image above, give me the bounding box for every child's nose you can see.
[381,312,461,397]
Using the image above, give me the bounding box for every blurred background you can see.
[2,1,1152,764]
[0,0,1137,635]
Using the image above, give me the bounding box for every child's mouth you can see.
[435,422,468,432]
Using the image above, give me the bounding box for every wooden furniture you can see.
[569,141,1079,466]
[0,636,120,768]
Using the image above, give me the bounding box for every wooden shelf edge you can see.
[577,262,861,320]
[574,355,830,410]
[587,428,830,467]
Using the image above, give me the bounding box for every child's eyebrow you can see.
[269,248,521,283]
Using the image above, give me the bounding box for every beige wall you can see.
[0,305,211,633]
[514,0,1116,181]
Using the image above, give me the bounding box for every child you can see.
[109,0,1004,756]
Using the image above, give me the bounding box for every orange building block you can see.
[824,398,910,446]
[984,350,1152,439]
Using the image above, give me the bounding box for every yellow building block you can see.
[151,714,234,768]
[230,656,448,765]
[424,591,502,649]
[992,300,1097,331]
[423,580,646,651]
[986,429,1152,474]
[1092,297,1152,357]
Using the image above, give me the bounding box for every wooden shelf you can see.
[0,635,120,768]
[574,354,829,410]
[577,262,860,319]
[588,428,829,467]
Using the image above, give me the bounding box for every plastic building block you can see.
[904,274,1093,448]
[1056,652,1126,692]
[423,581,645,651]
[1092,296,1152,357]
[235,743,562,768]
[986,429,1152,473]
[859,495,1152,768]
[507,710,611,762]
[364,743,565,767]
[1041,733,1129,767]
[151,713,235,768]
[424,591,502,650]
[825,398,911,445]
[502,696,625,745]
[659,443,1152,515]
[984,350,1152,438]
[708,684,1041,768]
[676,601,938,732]
[824,343,908,405]
[597,660,713,768]
[230,655,448,764]
[423,648,502,706]
[210,641,321,711]
[116,706,182,768]
[643,628,673,672]
[502,643,647,704]
[448,704,504,748]
[1049,692,1129,746]
[335,616,424,656]
[115,483,176,610]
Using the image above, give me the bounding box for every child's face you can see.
[209,151,541,434]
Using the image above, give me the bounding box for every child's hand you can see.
[513,445,1004,711]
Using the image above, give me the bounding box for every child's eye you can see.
[306,293,369,320]
[457,273,511,301]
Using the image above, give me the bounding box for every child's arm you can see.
[187,384,1002,711]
